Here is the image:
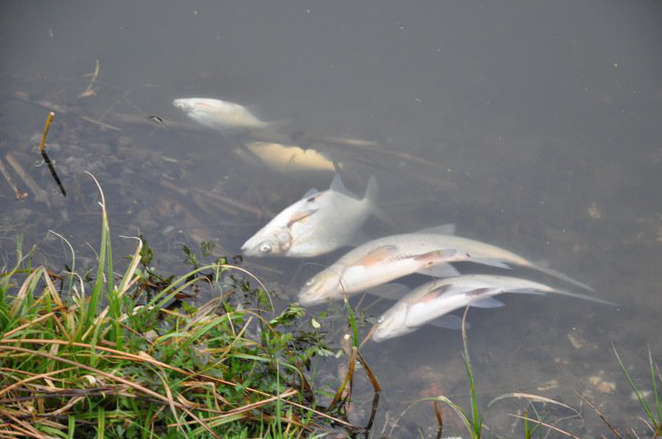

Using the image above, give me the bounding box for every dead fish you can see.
[172,98,280,132]
[236,142,338,174]
[241,174,382,257]
[297,224,592,306]
[372,275,616,342]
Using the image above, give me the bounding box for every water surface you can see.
[1,1,661,437]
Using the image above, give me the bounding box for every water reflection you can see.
[1,0,661,436]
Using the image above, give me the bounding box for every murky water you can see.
[2,1,661,437]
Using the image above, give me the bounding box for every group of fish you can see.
[173,97,616,343]
[172,97,337,175]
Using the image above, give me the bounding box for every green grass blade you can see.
[612,343,655,423]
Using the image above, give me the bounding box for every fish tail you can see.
[529,263,595,292]
[546,287,617,306]
[265,119,290,131]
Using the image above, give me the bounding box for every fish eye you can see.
[259,243,272,253]
[305,277,316,286]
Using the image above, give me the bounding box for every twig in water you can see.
[574,390,623,439]
[41,151,66,197]
[4,153,50,207]
[508,414,582,439]
[34,111,66,196]
[79,59,100,98]
[0,156,28,200]
[38,111,54,152]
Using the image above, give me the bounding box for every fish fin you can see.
[471,297,505,308]
[357,244,399,267]
[470,257,513,269]
[415,263,461,278]
[363,175,392,225]
[417,283,454,302]
[415,223,456,235]
[287,209,318,227]
[428,314,467,330]
[366,283,411,299]
[330,174,360,199]
[302,188,320,199]
[528,263,595,291]
[364,175,379,205]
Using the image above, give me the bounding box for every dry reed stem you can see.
[4,153,49,207]
[574,390,623,439]
[37,111,54,152]
[174,394,222,439]
[0,345,186,410]
[3,311,58,339]
[0,367,75,398]
[508,414,581,439]
[0,157,28,200]
[0,409,58,439]
[155,368,191,438]
[0,337,352,426]
[488,392,579,415]
[358,351,381,393]
[327,346,358,412]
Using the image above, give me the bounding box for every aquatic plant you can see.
[613,345,662,437]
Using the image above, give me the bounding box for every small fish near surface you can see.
[241,174,383,258]
[372,274,616,342]
[297,225,593,306]
[236,141,338,175]
[172,98,282,132]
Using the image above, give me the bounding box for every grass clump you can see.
[0,177,344,438]
[610,345,662,438]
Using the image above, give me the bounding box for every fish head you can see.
[172,98,197,112]
[241,228,292,257]
[372,302,412,342]
[297,267,346,306]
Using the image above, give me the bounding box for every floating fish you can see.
[172,98,280,132]
[372,275,616,342]
[236,142,338,174]
[297,225,592,306]
[241,174,381,257]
